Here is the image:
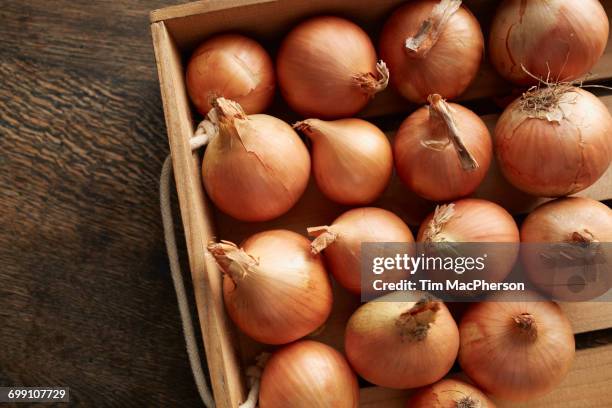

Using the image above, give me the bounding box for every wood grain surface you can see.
[0,1,205,406]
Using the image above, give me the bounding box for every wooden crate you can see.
[150,1,612,407]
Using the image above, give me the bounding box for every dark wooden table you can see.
[0,1,205,405]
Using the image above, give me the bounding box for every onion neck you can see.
[209,97,248,149]
[293,119,323,140]
[396,298,440,342]
[541,229,600,267]
[207,240,257,285]
[571,230,597,244]
[423,204,455,243]
[307,226,338,254]
[513,313,538,342]
[405,0,462,58]
[352,60,389,97]
[426,94,478,171]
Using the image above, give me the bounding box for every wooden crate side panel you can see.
[561,302,612,334]
[150,0,276,22]
[151,21,246,408]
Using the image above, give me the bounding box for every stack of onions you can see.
[277,16,388,118]
[379,0,483,103]
[294,118,393,205]
[521,197,612,300]
[345,292,459,389]
[489,0,609,84]
[459,298,575,401]
[259,340,359,407]
[394,94,492,201]
[186,34,275,115]
[417,199,520,285]
[308,207,414,295]
[200,97,311,222]
[408,378,495,408]
[207,230,332,345]
[495,86,612,197]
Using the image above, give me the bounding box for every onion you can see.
[345,292,459,389]
[186,34,275,115]
[201,98,310,222]
[379,0,483,103]
[417,199,520,284]
[521,197,612,301]
[459,298,575,401]
[294,118,393,205]
[308,207,414,295]
[259,340,359,408]
[394,94,492,201]
[489,0,609,85]
[495,86,612,197]
[277,16,388,119]
[408,378,495,408]
[207,230,332,345]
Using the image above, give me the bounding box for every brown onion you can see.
[259,340,359,408]
[408,378,495,408]
[186,34,275,115]
[394,94,492,201]
[379,0,484,103]
[201,98,310,222]
[345,293,459,389]
[521,197,612,301]
[294,118,393,205]
[277,16,388,119]
[417,199,520,284]
[489,0,609,85]
[207,230,332,345]
[308,207,414,295]
[459,298,575,401]
[495,86,612,197]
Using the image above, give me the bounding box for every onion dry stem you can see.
[406,0,462,58]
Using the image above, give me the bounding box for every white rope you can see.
[160,155,215,408]
[239,353,270,408]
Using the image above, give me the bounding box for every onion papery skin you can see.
[489,0,609,85]
[309,207,414,295]
[345,293,459,389]
[202,98,311,222]
[417,199,520,285]
[186,34,275,115]
[408,378,496,408]
[208,230,333,345]
[394,96,492,201]
[495,87,612,197]
[295,118,393,205]
[379,0,484,103]
[277,16,387,119]
[459,300,575,401]
[521,197,612,301]
[259,340,359,408]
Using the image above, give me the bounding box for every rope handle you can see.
[160,155,215,408]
